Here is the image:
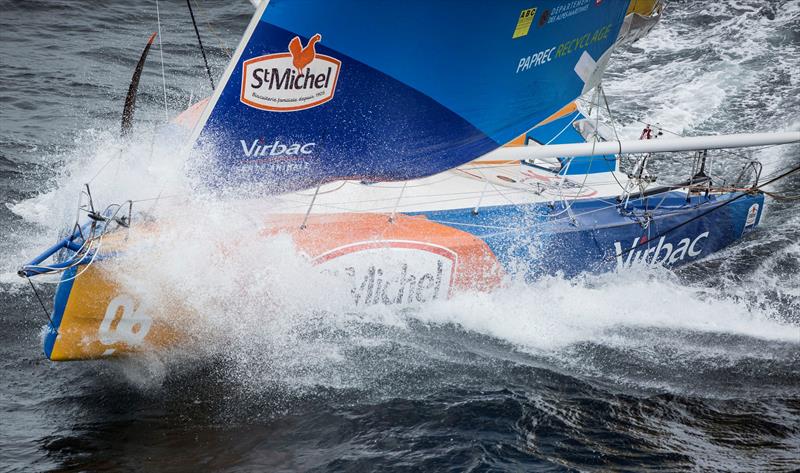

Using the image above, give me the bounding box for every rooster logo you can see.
[241,32,340,111]
[288,34,322,72]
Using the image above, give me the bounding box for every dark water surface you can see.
[2,1,800,471]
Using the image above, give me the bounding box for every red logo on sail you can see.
[288,34,321,71]
[241,34,341,112]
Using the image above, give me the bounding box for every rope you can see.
[25,276,57,333]
[186,0,215,90]
[190,0,233,59]
[548,88,603,223]
[598,86,632,195]
[543,111,582,145]
[389,181,408,222]
[155,0,169,121]
[612,162,800,261]
[300,185,321,229]
[763,191,800,201]
[87,147,123,184]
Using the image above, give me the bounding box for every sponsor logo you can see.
[240,138,315,158]
[512,7,537,39]
[515,23,612,74]
[554,24,612,58]
[516,46,556,73]
[550,0,591,23]
[745,203,760,227]
[314,241,457,306]
[614,232,710,269]
[538,9,551,26]
[241,34,341,112]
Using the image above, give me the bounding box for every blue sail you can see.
[190,0,630,192]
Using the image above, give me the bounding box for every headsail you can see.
[190,1,630,192]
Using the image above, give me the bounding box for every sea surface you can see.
[1,1,799,471]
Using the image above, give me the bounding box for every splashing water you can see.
[3,18,799,398]
[1,1,799,470]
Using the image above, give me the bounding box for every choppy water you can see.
[2,1,800,471]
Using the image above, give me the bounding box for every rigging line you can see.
[646,185,673,215]
[599,87,632,195]
[472,167,491,214]
[271,186,542,210]
[292,182,549,204]
[87,146,124,184]
[626,117,761,163]
[300,185,321,229]
[25,276,57,333]
[456,167,533,209]
[543,111,583,145]
[221,186,700,234]
[550,88,603,223]
[600,87,621,143]
[283,184,559,214]
[389,181,408,222]
[186,0,215,90]
[599,108,789,166]
[612,162,800,261]
[454,202,630,239]
[190,0,233,58]
[293,191,518,214]
[353,173,458,189]
[589,85,602,157]
[481,111,579,173]
[426,219,517,231]
[429,200,625,233]
[644,155,705,217]
[146,189,164,215]
[131,194,187,203]
[755,157,800,184]
[543,111,588,219]
[525,110,587,215]
[155,0,169,122]
[300,188,610,217]
[762,191,800,201]
[295,181,347,195]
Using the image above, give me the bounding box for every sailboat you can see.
[18,0,799,361]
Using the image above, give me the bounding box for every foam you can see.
[4,1,799,394]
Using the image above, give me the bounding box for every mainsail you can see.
[189,1,631,192]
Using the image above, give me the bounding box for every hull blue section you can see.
[43,266,77,359]
[415,191,765,279]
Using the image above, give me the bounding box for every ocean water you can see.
[1,0,799,471]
